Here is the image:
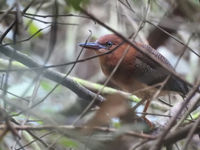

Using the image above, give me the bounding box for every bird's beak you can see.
[79,42,106,50]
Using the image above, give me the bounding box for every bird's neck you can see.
[98,52,118,76]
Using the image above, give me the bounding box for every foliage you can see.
[0,0,199,150]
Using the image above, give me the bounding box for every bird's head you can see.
[79,34,138,69]
[79,34,123,54]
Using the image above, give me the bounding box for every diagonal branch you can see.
[0,45,104,103]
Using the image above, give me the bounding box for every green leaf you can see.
[27,21,42,37]
[112,121,121,128]
[59,137,78,148]
[40,80,61,93]
[40,80,53,91]
[66,0,89,10]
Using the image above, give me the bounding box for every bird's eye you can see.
[105,41,113,49]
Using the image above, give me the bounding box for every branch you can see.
[137,121,200,150]
[0,45,104,103]
[164,122,200,145]
[0,124,155,140]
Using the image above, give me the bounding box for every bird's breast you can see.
[98,49,149,92]
[100,59,144,92]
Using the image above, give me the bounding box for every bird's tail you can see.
[169,76,189,97]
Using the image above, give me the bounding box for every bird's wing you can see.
[134,54,168,86]
[133,44,188,95]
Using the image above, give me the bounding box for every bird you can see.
[79,34,188,125]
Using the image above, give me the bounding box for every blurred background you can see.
[0,0,200,149]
